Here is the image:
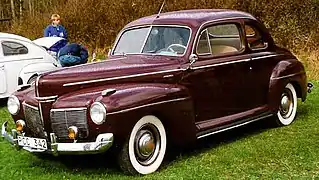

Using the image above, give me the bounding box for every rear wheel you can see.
[118,115,167,175]
[275,83,297,126]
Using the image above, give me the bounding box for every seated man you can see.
[58,43,88,67]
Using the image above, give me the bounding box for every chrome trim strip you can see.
[35,75,41,97]
[206,29,212,54]
[249,42,269,51]
[35,95,58,101]
[22,102,39,110]
[0,57,43,63]
[251,54,280,61]
[270,72,305,80]
[63,68,183,87]
[38,99,56,103]
[107,97,189,115]
[50,107,87,112]
[38,102,44,124]
[197,114,273,139]
[111,24,192,57]
[192,58,250,70]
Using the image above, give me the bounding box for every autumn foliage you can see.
[2,0,319,78]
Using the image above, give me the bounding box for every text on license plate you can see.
[17,136,47,150]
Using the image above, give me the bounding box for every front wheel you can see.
[118,115,167,175]
[275,83,298,126]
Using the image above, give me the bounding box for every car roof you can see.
[0,32,32,43]
[125,9,256,28]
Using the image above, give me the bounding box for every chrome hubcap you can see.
[280,95,290,113]
[138,131,155,157]
[134,124,160,166]
[279,91,293,118]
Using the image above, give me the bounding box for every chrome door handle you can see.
[163,74,174,78]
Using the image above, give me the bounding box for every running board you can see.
[196,113,273,139]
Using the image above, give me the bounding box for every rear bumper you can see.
[307,82,314,93]
[1,121,114,155]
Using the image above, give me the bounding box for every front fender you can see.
[19,62,59,85]
[98,83,196,148]
[268,59,307,112]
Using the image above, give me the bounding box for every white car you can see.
[0,33,63,98]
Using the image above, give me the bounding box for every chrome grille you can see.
[23,103,46,138]
[50,108,88,139]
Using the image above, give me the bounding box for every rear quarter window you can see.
[2,41,28,56]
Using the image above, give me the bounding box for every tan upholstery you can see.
[211,45,238,54]
[197,38,240,55]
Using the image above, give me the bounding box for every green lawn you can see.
[0,81,318,179]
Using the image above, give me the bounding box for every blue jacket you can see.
[58,43,88,63]
[44,24,67,39]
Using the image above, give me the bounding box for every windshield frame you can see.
[111,24,192,57]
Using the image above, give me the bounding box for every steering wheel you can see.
[166,44,187,53]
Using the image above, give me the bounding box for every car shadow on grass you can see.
[29,103,311,176]
[30,151,123,175]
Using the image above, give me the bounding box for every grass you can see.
[0,81,318,179]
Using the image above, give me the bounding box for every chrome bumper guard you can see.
[307,82,314,93]
[1,121,114,155]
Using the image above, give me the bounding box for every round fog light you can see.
[68,126,78,140]
[16,120,26,132]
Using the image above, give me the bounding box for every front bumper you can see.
[1,121,114,155]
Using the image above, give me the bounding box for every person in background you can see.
[44,14,67,39]
[57,43,88,67]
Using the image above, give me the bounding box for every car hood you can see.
[37,55,182,97]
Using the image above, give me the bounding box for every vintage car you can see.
[0,33,65,99]
[1,9,313,175]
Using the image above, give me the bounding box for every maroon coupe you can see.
[2,9,313,175]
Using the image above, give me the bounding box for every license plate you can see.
[17,136,48,150]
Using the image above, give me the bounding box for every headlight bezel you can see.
[90,102,107,125]
[7,95,20,115]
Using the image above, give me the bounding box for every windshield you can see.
[113,26,190,56]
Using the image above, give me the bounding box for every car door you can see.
[243,20,280,107]
[0,43,6,94]
[182,22,252,122]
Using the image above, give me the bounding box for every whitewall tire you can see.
[118,115,167,175]
[276,83,297,126]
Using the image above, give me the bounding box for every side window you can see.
[244,24,267,50]
[2,41,28,56]
[196,23,242,56]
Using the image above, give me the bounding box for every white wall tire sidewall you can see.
[277,83,297,125]
[128,115,167,175]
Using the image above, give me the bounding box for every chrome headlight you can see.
[7,95,20,115]
[90,102,106,125]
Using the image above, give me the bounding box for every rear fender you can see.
[19,62,58,85]
[268,59,307,112]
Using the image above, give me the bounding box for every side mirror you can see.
[187,54,198,70]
